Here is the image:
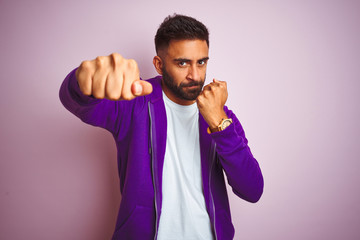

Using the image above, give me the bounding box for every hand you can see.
[196,79,228,129]
[75,53,153,100]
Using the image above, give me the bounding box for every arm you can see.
[197,79,264,203]
[211,107,264,203]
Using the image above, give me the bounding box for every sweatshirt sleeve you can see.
[59,68,127,135]
[210,106,264,203]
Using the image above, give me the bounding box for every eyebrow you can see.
[173,57,209,63]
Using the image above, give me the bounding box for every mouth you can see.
[184,85,200,89]
[181,81,203,88]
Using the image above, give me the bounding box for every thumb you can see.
[131,80,153,96]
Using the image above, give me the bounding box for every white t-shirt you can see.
[157,92,214,240]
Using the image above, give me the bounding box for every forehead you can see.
[164,39,209,60]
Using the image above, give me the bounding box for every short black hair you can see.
[155,14,209,54]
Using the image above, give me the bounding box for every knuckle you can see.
[127,59,138,70]
[95,56,105,67]
[111,53,123,65]
[80,60,91,70]
[111,52,121,59]
[115,56,126,71]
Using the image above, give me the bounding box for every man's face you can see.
[158,39,209,105]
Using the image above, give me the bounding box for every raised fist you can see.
[76,53,153,100]
[196,79,228,129]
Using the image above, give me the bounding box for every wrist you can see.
[207,111,228,129]
[207,117,233,134]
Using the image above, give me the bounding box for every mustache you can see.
[180,81,204,88]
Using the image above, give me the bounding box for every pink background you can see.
[1,0,359,239]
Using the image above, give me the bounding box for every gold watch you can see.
[207,118,233,134]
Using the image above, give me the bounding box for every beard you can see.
[162,67,205,101]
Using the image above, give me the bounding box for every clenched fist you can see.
[196,79,228,129]
[76,53,153,101]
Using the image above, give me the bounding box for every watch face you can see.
[221,119,232,130]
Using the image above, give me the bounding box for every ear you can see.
[153,56,163,75]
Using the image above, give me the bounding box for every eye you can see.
[198,60,207,65]
[178,61,187,67]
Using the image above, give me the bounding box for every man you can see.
[60,14,263,240]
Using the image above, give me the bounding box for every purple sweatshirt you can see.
[59,69,264,240]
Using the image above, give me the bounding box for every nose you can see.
[187,64,201,81]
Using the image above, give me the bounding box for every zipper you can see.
[209,141,218,240]
[148,102,159,240]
